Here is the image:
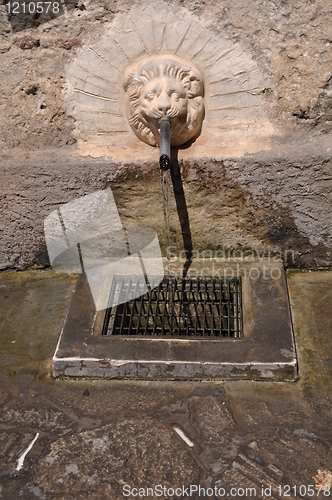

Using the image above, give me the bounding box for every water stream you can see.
[160,168,171,276]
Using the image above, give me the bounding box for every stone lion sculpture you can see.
[122,55,205,147]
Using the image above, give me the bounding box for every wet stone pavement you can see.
[0,269,331,499]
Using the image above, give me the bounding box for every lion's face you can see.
[140,76,188,122]
[122,56,205,147]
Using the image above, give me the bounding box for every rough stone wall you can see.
[186,0,332,132]
[0,0,120,151]
[0,0,331,152]
[1,138,330,270]
[0,0,331,269]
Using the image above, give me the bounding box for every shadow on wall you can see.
[170,150,193,278]
[109,149,331,268]
[222,147,332,266]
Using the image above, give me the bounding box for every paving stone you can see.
[32,418,201,498]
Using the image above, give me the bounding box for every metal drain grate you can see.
[102,276,243,338]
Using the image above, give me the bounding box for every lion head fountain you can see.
[122,55,205,148]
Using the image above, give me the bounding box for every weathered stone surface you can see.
[32,418,201,497]
[0,398,78,435]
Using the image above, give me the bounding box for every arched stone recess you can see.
[64,1,275,160]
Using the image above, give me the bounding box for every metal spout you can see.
[159,120,170,170]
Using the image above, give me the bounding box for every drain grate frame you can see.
[102,276,243,338]
[52,261,298,381]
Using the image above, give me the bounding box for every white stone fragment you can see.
[16,433,40,472]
